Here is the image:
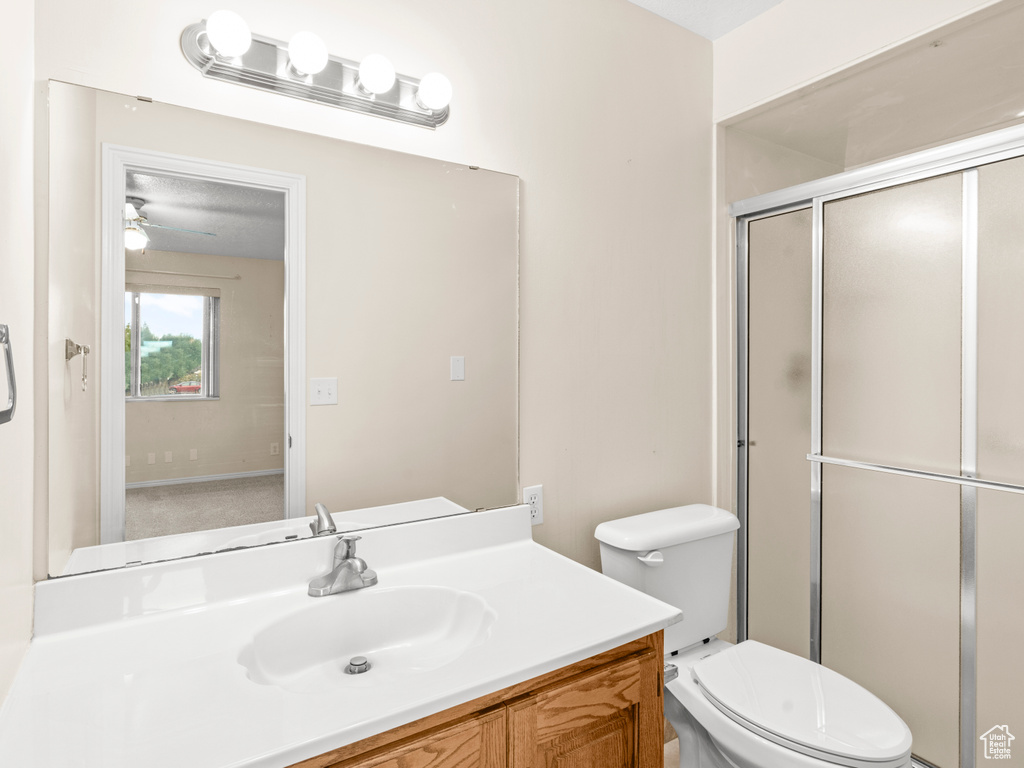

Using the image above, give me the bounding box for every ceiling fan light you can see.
[124,202,140,220]
[357,54,396,95]
[124,222,150,251]
[205,10,252,58]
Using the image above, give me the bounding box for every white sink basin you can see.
[239,586,496,694]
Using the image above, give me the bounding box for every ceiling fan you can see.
[124,196,216,250]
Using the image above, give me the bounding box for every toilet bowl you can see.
[595,505,913,768]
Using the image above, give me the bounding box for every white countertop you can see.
[0,505,680,767]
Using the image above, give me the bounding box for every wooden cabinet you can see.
[508,651,662,768]
[292,632,664,768]
[341,708,505,768]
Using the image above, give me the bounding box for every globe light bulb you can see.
[124,223,149,251]
[288,31,329,76]
[205,10,252,58]
[415,72,452,111]
[357,54,396,95]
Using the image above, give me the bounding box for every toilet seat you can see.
[690,641,912,768]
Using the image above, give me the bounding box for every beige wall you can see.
[36,0,715,573]
[0,0,36,701]
[46,83,99,576]
[713,0,1006,121]
[125,251,285,485]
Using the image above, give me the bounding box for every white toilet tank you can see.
[595,505,739,654]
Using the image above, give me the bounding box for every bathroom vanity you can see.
[296,632,664,768]
[0,504,679,767]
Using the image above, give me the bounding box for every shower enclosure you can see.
[736,135,1024,768]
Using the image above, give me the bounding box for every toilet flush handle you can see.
[637,550,664,567]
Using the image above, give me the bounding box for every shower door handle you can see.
[0,324,16,425]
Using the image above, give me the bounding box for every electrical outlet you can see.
[189,448,198,461]
[164,451,173,463]
[147,452,156,465]
[270,442,280,455]
[524,484,543,525]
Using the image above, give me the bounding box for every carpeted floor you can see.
[125,473,285,540]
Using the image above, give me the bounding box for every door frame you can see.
[100,144,306,544]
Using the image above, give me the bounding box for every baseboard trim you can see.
[126,468,284,490]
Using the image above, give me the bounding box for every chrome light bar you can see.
[180,21,450,129]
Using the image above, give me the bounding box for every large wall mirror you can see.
[45,81,519,578]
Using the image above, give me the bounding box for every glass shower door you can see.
[820,174,964,768]
[975,155,1024,767]
[746,207,813,659]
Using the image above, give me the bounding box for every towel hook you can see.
[0,324,16,425]
[65,338,91,392]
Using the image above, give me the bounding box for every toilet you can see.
[595,505,913,768]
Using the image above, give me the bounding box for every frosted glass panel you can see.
[746,208,812,658]
[976,156,1024,766]
[822,174,962,474]
[975,491,1024,766]
[821,464,960,768]
[978,156,1024,485]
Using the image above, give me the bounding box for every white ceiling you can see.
[126,172,286,260]
[627,0,783,40]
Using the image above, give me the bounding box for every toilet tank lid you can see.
[594,505,739,552]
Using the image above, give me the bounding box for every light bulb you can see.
[205,10,251,58]
[288,31,328,76]
[357,54,396,95]
[124,223,149,251]
[415,72,452,111]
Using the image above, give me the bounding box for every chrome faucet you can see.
[308,535,378,597]
[309,502,337,537]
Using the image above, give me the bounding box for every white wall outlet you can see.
[524,484,543,525]
[189,448,198,461]
[147,452,156,465]
[310,377,338,406]
[125,455,131,467]
[164,451,173,463]
[270,442,280,455]
[450,356,465,381]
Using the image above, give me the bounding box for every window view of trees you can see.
[125,291,210,397]
[125,323,202,395]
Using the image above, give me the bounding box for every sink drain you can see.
[345,656,371,675]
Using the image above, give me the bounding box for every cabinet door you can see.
[333,707,506,768]
[507,651,662,768]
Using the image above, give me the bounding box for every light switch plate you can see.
[450,356,465,381]
[310,377,338,406]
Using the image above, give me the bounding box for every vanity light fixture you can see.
[357,53,396,96]
[288,31,329,76]
[204,10,252,58]
[181,14,451,128]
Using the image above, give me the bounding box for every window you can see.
[125,288,220,399]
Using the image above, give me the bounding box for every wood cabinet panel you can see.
[328,708,505,768]
[507,648,662,768]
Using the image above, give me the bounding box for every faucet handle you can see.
[310,502,337,536]
[334,534,361,560]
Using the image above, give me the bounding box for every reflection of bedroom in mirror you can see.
[122,172,286,540]
[46,81,518,579]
